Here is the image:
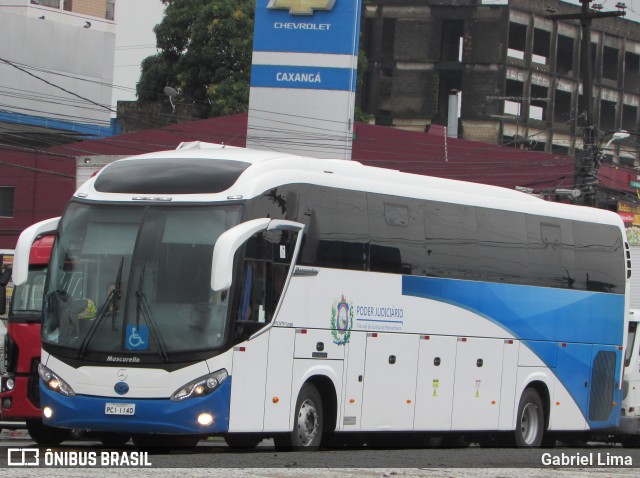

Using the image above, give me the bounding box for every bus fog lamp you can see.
[43,406,53,418]
[197,413,214,426]
[170,369,228,402]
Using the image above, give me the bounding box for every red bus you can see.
[0,235,72,444]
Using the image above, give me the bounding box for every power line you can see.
[0,56,116,113]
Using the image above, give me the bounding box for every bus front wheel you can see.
[274,383,323,450]
[515,388,544,447]
[26,419,71,446]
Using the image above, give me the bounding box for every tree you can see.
[136,0,254,117]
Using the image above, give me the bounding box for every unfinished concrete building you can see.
[361,0,640,167]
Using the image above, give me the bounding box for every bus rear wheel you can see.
[274,383,323,450]
[515,388,544,447]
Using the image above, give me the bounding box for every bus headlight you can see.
[38,364,76,397]
[170,369,228,402]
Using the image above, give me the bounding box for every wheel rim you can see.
[296,398,319,446]
[520,402,539,445]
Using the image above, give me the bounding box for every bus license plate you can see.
[105,403,135,415]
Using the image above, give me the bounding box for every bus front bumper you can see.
[39,378,231,434]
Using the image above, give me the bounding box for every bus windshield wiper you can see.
[78,257,124,358]
[135,262,170,362]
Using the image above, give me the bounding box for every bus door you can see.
[222,219,305,433]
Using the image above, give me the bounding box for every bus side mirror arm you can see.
[13,217,60,286]
[211,219,271,292]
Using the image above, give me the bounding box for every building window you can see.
[32,0,61,8]
[0,187,14,218]
[106,0,115,20]
[602,46,619,82]
[508,22,527,60]
[556,35,574,76]
[63,0,72,12]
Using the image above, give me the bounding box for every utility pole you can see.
[547,1,625,206]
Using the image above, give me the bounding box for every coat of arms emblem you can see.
[331,295,353,345]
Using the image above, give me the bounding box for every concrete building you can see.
[0,0,118,145]
[361,0,640,171]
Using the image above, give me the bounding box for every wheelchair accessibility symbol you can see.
[125,324,149,351]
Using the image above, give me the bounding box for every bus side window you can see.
[238,260,267,323]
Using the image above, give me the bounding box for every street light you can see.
[605,130,631,147]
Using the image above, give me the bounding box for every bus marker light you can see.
[299,329,308,334]
[556,402,561,406]
[505,339,513,344]
[349,399,355,404]
[422,335,430,340]
[273,397,279,404]
[613,402,617,406]
[406,400,412,404]
[561,343,567,347]
[491,401,496,405]
[43,406,53,418]
[459,337,467,342]
[197,413,214,426]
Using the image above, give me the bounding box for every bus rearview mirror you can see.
[211,219,271,292]
[13,217,60,286]
[210,219,306,292]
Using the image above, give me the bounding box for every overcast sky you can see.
[112,0,165,111]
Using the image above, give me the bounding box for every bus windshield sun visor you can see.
[94,158,250,195]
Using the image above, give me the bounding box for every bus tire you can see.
[26,418,71,446]
[515,388,544,447]
[275,383,323,450]
[224,433,262,449]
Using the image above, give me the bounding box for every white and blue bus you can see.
[12,142,629,448]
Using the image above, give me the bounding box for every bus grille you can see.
[589,351,616,421]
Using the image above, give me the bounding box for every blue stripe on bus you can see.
[40,377,231,434]
[402,275,625,427]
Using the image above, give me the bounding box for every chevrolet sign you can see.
[267,0,336,15]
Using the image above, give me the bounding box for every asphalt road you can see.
[0,430,639,477]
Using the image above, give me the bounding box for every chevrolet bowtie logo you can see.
[267,0,336,16]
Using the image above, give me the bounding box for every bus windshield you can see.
[42,202,243,362]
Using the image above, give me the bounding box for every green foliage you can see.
[137,0,370,120]
[137,0,254,115]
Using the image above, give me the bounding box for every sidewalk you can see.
[0,428,29,440]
